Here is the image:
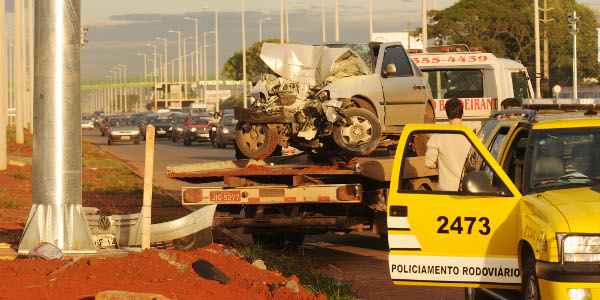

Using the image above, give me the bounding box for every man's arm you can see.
[424,136,438,169]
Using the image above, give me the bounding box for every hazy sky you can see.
[78,0,600,81]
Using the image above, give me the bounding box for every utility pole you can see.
[215,10,220,112]
[321,0,326,43]
[540,0,553,84]
[156,37,168,83]
[14,0,25,144]
[534,0,541,98]
[335,0,340,42]
[369,0,374,39]
[147,43,158,111]
[421,0,428,52]
[0,0,8,171]
[242,0,248,108]
[184,17,200,86]
[137,53,148,81]
[280,0,285,44]
[284,0,289,42]
[26,0,34,134]
[169,30,182,83]
[203,32,208,105]
[568,10,579,102]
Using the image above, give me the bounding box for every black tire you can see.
[134,138,140,145]
[522,251,541,300]
[183,137,192,146]
[107,138,112,145]
[332,108,382,157]
[235,123,279,160]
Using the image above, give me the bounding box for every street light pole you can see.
[14,0,24,144]
[242,0,248,108]
[147,43,159,111]
[421,0,428,52]
[335,0,340,42]
[168,30,183,83]
[280,0,285,44]
[185,17,200,85]
[215,11,220,112]
[156,37,168,83]
[321,0,326,43]
[369,0,373,39]
[137,53,148,81]
[534,0,541,98]
[259,17,271,41]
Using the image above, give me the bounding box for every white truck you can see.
[411,50,534,130]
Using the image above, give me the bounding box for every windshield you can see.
[191,117,209,125]
[110,118,135,127]
[530,128,600,192]
[153,118,171,125]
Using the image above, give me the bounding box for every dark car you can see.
[106,117,141,145]
[138,113,158,139]
[211,114,237,148]
[171,114,187,143]
[151,117,174,138]
[182,114,211,146]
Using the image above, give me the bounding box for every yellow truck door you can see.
[387,124,523,289]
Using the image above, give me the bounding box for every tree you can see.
[222,39,279,83]
[430,0,598,91]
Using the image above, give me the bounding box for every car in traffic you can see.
[138,113,158,138]
[387,107,600,300]
[210,113,237,148]
[151,117,174,138]
[81,116,95,130]
[171,114,187,143]
[106,117,141,145]
[182,114,211,146]
[98,116,111,136]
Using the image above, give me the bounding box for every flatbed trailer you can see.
[167,154,437,244]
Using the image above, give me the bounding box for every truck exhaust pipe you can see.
[19,0,96,254]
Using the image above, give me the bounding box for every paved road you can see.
[84,130,465,300]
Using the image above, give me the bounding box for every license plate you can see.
[199,133,209,137]
[158,130,166,134]
[121,136,131,140]
[209,191,241,202]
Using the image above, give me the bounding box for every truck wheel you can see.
[235,123,279,160]
[333,108,382,157]
[522,252,541,300]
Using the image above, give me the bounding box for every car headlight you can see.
[177,128,183,132]
[168,127,173,131]
[211,127,217,132]
[190,128,197,132]
[222,128,230,134]
[559,234,600,262]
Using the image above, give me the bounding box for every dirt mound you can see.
[0,244,323,300]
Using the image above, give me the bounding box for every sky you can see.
[77,0,600,81]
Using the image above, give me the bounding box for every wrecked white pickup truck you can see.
[235,42,434,161]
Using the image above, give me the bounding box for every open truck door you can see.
[387,124,523,290]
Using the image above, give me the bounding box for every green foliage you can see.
[222,39,279,83]
[430,0,599,89]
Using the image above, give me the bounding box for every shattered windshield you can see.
[530,128,600,192]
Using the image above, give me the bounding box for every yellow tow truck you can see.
[387,106,600,299]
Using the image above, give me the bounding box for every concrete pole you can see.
[572,11,578,102]
[534,0,541,98]
[137,53,148,81]
[123,66,128,112]
[183,38,190,100]
[280,0,284,44]
[14,0,25,144]
[0,0,7,171]
[421,0,428,51]
[321,0,327,43]
[19,0,95,254]
[215,11,220,112]
[284,0,289,42]
[335,0,340,42]
[242,0,248,109]
[27,0,34,133]
[141,125,155,250]
[369,0,373,39]
[156,37,168,83]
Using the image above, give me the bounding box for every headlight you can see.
[176,128,183,132]
[222,128,230,134]
[132,130,140,135]
[211,127,217,132]
[559,234,600,262]
[190,128,197,132]
[168,127,173,131]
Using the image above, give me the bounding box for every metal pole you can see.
[15,0,25,144]
[421,0,428,51]
[0,0,7,171]
[177,32,182,82]
[156,38,168,83]
[242,0,248,108]
[369,0,373,39]
[26,0,34,133]
[123,66,128,112]
[285,0,289,42]
[152,44,158,111]
[335,0,340,42]
[259,18,263,41]
[203,32,208,105]
[183,38,190,100]
[573,11,578,102]
[280,0,284,44]
[534,0,541,98]
[19,0,96,254]
[215,11,220,112]
[321,0,326,43]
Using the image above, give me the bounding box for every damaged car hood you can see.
[260,43,371,86]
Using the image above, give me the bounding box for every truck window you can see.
[425,69,484,99]
[400,132,511,196]
[511,71,531,99]
[382,46,413,77]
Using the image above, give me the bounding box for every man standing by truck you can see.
[425,98,470,191]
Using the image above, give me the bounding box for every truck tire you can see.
[183,137,192,146]
[235,123,279,160]
[333,108,382,157]
[522,251,541,300]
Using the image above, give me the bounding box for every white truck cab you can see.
[411,50,534,131]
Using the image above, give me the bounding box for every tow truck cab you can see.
[411,47,534,131]
[387,109,600,299]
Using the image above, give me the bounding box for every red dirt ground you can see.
[0,244,323,300]
[0,141,324,300]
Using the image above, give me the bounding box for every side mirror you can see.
[462,171,503,195]
[383,63,397,77]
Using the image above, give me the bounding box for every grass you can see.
[238,245,358,300]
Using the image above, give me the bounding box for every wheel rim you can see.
[340,116,373,146]
[238,124,269,153]
[525,275,539,300]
